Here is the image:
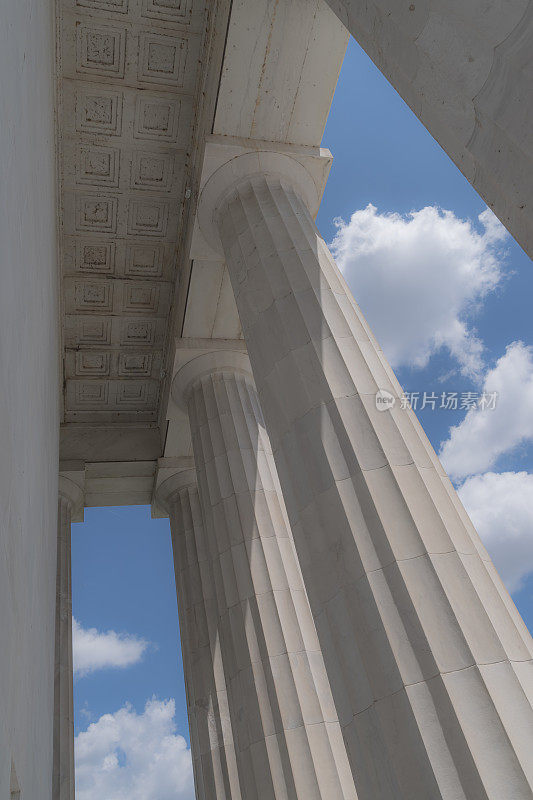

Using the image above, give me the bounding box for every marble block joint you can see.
[194,145,533,800]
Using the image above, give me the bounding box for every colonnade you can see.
[54,146,533,799]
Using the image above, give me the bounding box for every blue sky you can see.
[72,38,533,799]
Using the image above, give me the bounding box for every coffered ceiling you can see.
[57,0,213,425]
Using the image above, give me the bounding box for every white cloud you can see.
[75,698,194,800]
[73,618,149,678]
[440,341,533,479]
[458,471,533,593]
[330,205,506,377]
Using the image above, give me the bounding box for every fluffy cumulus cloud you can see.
[75,698,194,800]
[330,205,506,377]
[73,618,149,678]
[458,471,533,593]
[440,341,533,480]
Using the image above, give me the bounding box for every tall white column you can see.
[197,150,533,800]
[172,351,357,800]
[54,478,82,800]
[157,468,243,800]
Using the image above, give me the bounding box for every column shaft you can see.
[179,358,356,799]
[53,496,75,800]
[216,174,533,800]
[167,476,243,799]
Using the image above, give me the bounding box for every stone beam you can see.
[325,0,533,255]
[213,0,349,146]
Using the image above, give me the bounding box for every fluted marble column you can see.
[54,478,82,800]
[197,150,533,800]
[173,351,357,800]
[157,468,243,799]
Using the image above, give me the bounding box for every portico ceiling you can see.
[57,0,349,504]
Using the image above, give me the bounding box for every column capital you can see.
[155,467,198,514]
[194,136,332,257]
[58,471,85,522]
[152,456,196,517]
[172,349,253,411]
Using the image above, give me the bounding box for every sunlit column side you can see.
[172,351,357,800]
[198,149,533,800]
[157,468,243,800]
[54,478,82,800]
